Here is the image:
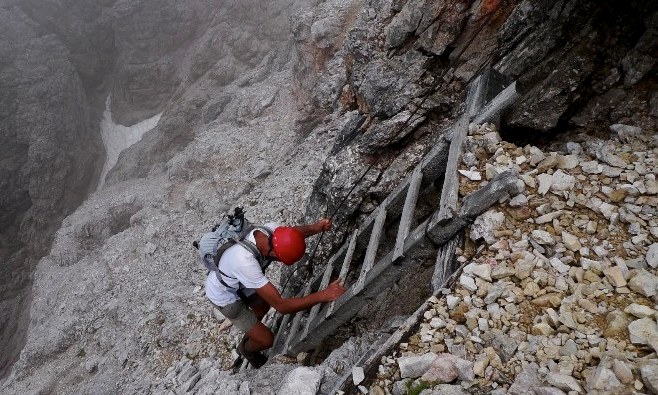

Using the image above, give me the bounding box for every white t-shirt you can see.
[205,223,279,307]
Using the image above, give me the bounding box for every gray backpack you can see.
[193,207,272,300]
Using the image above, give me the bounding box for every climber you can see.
[204,218,346,368]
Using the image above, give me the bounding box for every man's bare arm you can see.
[293,218,332,238]
[256,280,345,315]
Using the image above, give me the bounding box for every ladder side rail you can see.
[353,207,387,294]
[302,261,334,338]
[326,231,358,318]
[393,165,423,261]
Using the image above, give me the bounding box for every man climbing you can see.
[204,218,346,368]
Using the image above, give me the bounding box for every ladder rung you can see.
[302,261,334,338]
[472,81,519,124]
[271,313,290,354]
[435,114,468,222]
[326,231,358,318]
[283,283,312,353]
[353,208,387,294]
[393,166,423,261]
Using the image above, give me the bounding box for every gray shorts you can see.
[216,295,259,333]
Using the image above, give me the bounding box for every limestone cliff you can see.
[0,0,655,393]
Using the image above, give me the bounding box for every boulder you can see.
[278,367,323,395]
[588,366,622,391]
[647,243,658,268]
[628,317,658,352]
[508,363,542,395]
[546,373,583,393]
[471,210,505,244]
[629,270,658,297]
[398,353,438,379]
[612,359,634,384]
[352,366,365,385]
[641,363,658,395]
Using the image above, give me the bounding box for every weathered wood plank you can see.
[426,169,519,245]
[353,208,387,294]
[283,283,312,353]
[393,166,423,262]
[326,231,357,318]
[466,68,511,118]
[270,313,290,355]
[435,113,469,223]
[302,261,334,338]
[472,81,519,125]
[432,235,461,292]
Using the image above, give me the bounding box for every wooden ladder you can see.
[268,68,520,357]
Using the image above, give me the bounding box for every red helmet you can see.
[272,227,306,265]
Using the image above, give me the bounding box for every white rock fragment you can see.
[628,318,658,349]
[535,211,563,224]
[430,317,446,329]
[612,359,634,384]
[352,366,365,386]
[398,353,438,379]
[460,275,477,292]
[278,367,323,395]
[549,258,570,274]
[599,148,628,168]
[537,173,553,195]
[470,264,492,282]
[640,364,658,394]
[566,142,583,155]
[528,146,546,165]
[532,230,555,245]
[509,194,528,207]
[550,170,576,192]
[521,173,537,188]
[447,295,460,309]
[589,366,622,391]
[458,169,482,181]
[581,160,602,174]
[558,154,580,170]
[628,270,658,297]
[625,303,657,318]
[599,202,616,220]
[546,373,584,393]
[604,267,627,287]
[647,243,658,268]
[561,231,581,251]
[470,210,505,244]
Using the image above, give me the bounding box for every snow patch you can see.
[97,96,162,189]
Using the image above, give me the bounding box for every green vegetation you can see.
[406,380,432,395]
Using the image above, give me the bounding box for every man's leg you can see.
[248,294,271,321]
[217,298,269,361]
[244,322,274,352]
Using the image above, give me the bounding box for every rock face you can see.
[0,0,656,393]
[0,0,305,381]
[0,5,104,377]
[302,0,657,246]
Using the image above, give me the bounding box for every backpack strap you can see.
[236,225,273,268]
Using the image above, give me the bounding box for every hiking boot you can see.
[237,336,268,369]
